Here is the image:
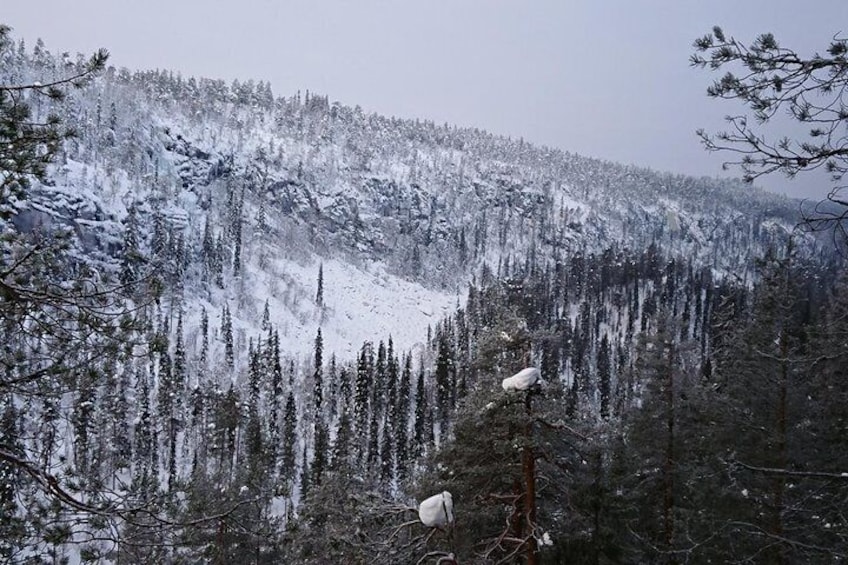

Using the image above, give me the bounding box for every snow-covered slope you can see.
[4,46,814,363]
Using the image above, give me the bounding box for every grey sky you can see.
[5,1,847,199]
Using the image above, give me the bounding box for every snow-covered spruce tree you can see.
[280,382,299,495]
[434,330,455,432]
[310,327,330,489]
[268,328,284,460]
[316,261,324,307]
[412,361,431,458]
[380,338,398,484]
[354,341,374,467]
[395,352,413,480]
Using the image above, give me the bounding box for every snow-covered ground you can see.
[238,253,459,358]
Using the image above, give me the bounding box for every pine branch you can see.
[730,459,848,481]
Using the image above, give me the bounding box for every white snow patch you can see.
[418,491,454,528]
[502,367,541,392]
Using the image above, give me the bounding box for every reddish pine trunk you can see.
[523,392,538,565]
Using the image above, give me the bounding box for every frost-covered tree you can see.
[0,25,106,216]
[280,388,298,490]
[222,302,234,369]
[315,262,324,307]
[354,342,373,466]
[395,353,412,479]
[313,327,323,413]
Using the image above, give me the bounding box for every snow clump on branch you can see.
[418,491,454,528]
[501,367,541,392]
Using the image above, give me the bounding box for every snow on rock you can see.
[418,491,454,528]
[502,367,541,392]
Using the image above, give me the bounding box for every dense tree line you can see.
[2,26,846,564]
[286,243,846,564]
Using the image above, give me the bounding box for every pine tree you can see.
[0,31,144,541]
[216,385,241,474]
[190,384,207,473]
[261,299,271,332]
[311,421,329,488]
[379,414,394,484]
[354,342,372,464]
[802,273,848,557]
[367,398,380,470]
[417,355,574,565]
[597,334,612,420]
[202,216,214,285]
[330,404,352,473]
[268,330,283,456]
[199,306,209,370]
[71,368,97,475]
[316,262,324,307]
[174,311,186,402]
[120,203,143,293]
[434,331,453,430]
[134,366,155,480]
[327,353,339,418]
[232,188,244,276]
[170,231,187,301]
[313,328,323,415]
[151,210,169,271]
[310,328,328,487]
[157,335,173,419]
[112,365,133,469]
[395,353,412,479]
[280,391,298,490]
[380,338,398,483]
[244,339,257,403]
[214,234,225,288]
[413,364,428,457]
[244,401,265,487]
[374,340,387,423]
[299,444,311,498]
[222,303,234,370]
[0,401,24,560]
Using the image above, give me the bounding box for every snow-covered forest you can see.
[1,29,846,564]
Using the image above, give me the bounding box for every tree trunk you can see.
[591,451,602,565]
[663,340,676,564]
[772,326,789,565]
[523,392,538,565]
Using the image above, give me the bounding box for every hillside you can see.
[6,43,808,358]
[2,35,845,565]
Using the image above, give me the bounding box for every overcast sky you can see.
[5,1,847,199]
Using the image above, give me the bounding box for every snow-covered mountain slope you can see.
[3,46,815,360]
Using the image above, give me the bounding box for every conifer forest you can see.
[1,22,847,564]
